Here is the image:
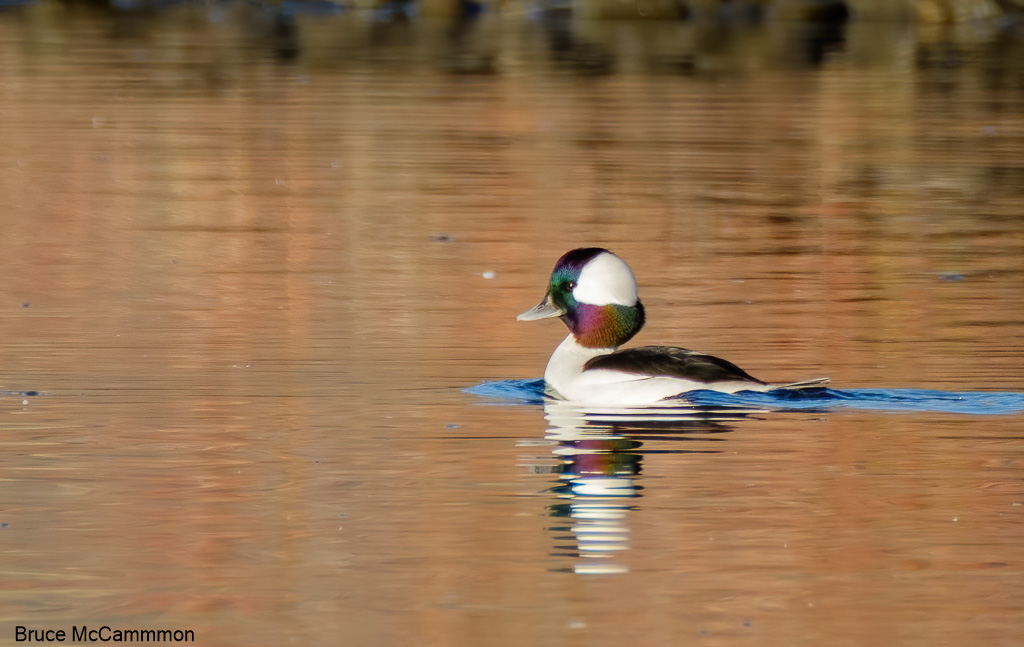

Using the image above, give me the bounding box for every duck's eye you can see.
[566,281,577,291]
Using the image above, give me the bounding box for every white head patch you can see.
[572,252,639,306]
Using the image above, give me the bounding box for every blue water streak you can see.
[466,380,1024,415]
[466,379,546,404]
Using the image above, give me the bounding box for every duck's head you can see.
[517,248,645,349]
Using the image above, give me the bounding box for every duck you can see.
[517,247,829,406]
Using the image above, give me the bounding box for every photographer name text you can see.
[16,626,194,643]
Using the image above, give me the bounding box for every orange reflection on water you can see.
[0,4,1023,646]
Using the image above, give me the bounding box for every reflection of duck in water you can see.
[518,248,829,406]
[530,400,749,575]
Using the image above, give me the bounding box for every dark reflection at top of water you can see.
[0,0,1018,87]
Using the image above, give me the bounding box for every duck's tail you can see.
[769,377,831,391]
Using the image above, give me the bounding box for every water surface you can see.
[1,4,1023,646]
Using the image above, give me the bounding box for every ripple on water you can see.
[466,379,1024,415]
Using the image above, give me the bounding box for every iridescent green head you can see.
[517,248,645,349]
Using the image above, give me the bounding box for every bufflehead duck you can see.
[518,248,829,406]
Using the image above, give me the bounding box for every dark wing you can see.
[583,345,766,386]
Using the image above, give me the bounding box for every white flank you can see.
[543,334,773,406]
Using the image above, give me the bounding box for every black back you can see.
[583,346,766,385]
